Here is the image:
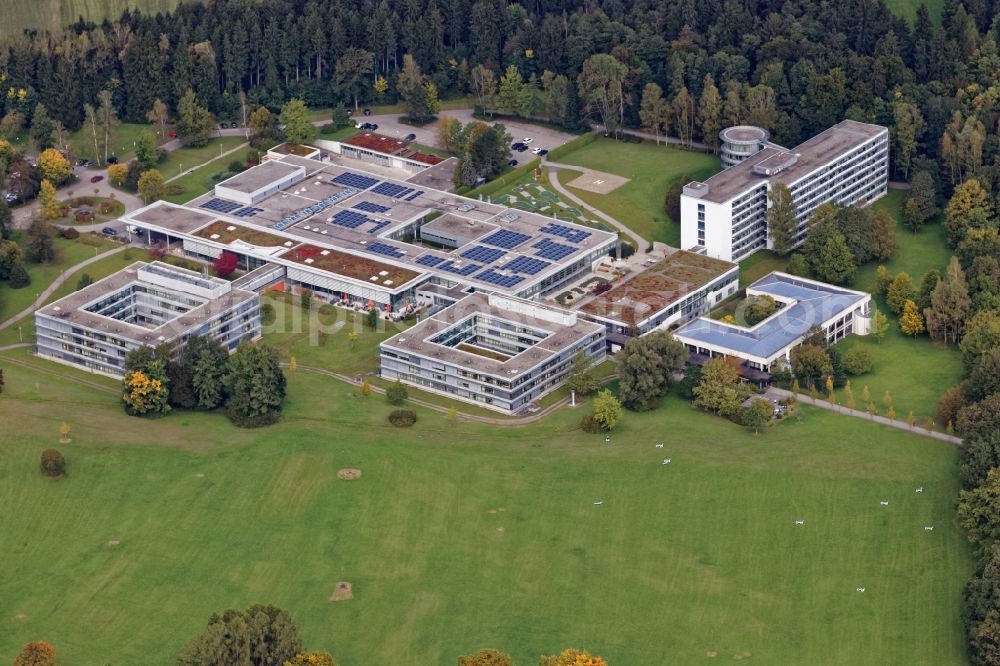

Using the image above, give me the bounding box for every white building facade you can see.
[681,120,889,262]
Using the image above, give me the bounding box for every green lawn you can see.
[738,250,789,287]
[0,233,117,325]
[886,0,942,22]
[158,136,248,182]
[67,123,150,164]
[553,139,720,246]
[163,145,257,204]
[3,0,184,35]
[0,351,972,665]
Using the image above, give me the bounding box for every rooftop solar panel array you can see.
[482,230,531,249]
[540,223,592,243]
[533,238,576,261]
[368,220,392,234]
[505,256,550,275]
[332,172,379,189]
[476,268,524,289]
[416,255,444,267]
[274,187,357,230]
[353,201,390,213]
[330,210,369,229]
[201,198,242,213]
[438,261,480,276]
[460,245,506,263]
[404,190,424,201]
[372,182,416,199]
[232,206,263,217]
[368,242,406,259]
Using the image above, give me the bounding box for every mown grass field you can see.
[553,139,720,246]
[0,339,973,665]
[835,189,962,424]
[163,144,257,204]
[886,0,943,22]
[3,0,183,35]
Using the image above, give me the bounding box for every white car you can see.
[531,147,543,154]
[523,137,533,144]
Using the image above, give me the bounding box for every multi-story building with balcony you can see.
[681,120,889,262]
[34,262,261,378]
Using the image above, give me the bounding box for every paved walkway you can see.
[165,140,250,184]
[769,386,962,445]
[0,244,129,332]
[543,159,649,252]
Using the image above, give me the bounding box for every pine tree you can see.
[175,90,214,148]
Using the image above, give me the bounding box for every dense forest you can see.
[0,0,996,189]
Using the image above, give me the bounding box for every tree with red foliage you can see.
[14,641,57,666]
[213,251,239,278]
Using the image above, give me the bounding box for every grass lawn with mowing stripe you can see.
[0,348,972,665]
[553,139,720,246]
[163,145,257,204]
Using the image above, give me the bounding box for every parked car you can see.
[405,133,416,141]
[516,145,528,152]
[106,155,119,164]
[511,142,525,150]
[167,130,177,138]
[508,159,518,167]
[102,227,118,236]
[230,122,238,129]
[370,123,379,130]
[76,159,93,167]
[523,137,533,144]
[355,122,366,129]
[538,149,549,156]
[531,147,542,154]
[363,108,372,116]
[3,192,19,204]
[219,122,228,129]
[90,175,104,183]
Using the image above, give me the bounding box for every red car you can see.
[167,130,177,138]
[90,175,104,183]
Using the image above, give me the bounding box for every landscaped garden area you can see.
[53,195,125,224]
[490,173,615,234]
[0,342,973,665]
[551,138,720,246]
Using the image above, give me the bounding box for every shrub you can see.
[386,380,408,405]
[261,303,276,325]
[59,226,80,239]
[388,409,417,427]
[228,159,245,172]
[39,448,65,477]
[580,414,602,433]
[842,345,873,375]
[9,261,30,288]
[14,641,57,666]
[76,273,93,290]
[320,123,337,134]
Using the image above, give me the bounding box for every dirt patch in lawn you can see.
[330,581,353,601]
[338,468,362,480]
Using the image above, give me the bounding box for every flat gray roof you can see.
[381,292,602,377]
[405,157,460,191]
[125,154,617,296]
[692,120,887,204]
[673,272,868,360]
[217,160,302,193]
[36,262,258,345]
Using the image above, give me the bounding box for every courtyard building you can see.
[379,292,606,414]
[681,120,889,262]
[672,272,872,378]
[34,261,261,378]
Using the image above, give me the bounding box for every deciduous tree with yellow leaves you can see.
[121,370,170,416]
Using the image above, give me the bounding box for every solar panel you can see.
[416,255,444,267]
[532,238,575,260]
[476,268,524,289]
[368,242,406,259]
[438,261,480,276]
[460,245,506,263]
[200,198,241,213]
[506,256,550,275]
[404,190,424,201]
[372,182,414,199]
[330,210,369,229]
[332,172,379,189]
[353,201,391,213]
[540,223,592,243]
[368,220,392,234]
[273,187,357,230]
[482,230,531,249]
[232,206,263,217]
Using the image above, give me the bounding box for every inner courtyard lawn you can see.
[552,139,720,246]
[0,351,972,666]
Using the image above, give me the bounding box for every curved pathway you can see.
[0,244,129,332]
[544,159,649,251]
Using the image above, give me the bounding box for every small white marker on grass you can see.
[924,526,934,531]
[857,587,866,593]
[794,520,805,525]
[880,500,889,506]
[662,458,671,465]
[915,486,924,493]
[593,501,603,506]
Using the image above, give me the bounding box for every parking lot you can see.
[356,108,578,154]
